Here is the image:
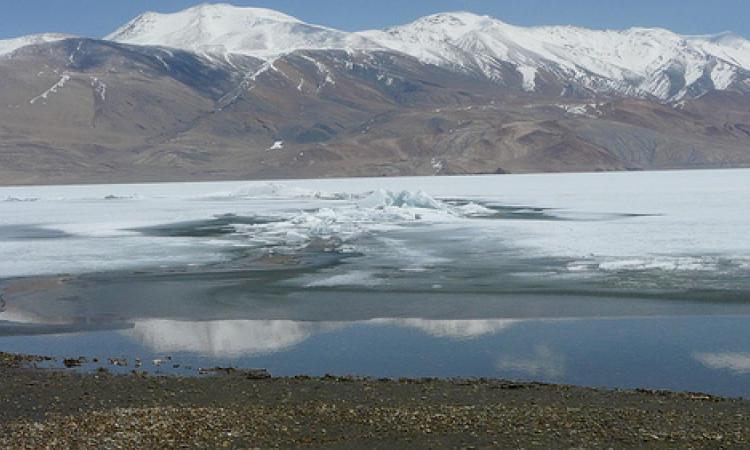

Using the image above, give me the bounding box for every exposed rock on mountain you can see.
[0,4,748,184]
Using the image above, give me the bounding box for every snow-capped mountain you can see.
[0,33,74,57]
[102,4,750,102]
[361,12,750,101]
[2,5,749,101]
[106,3,379,59]
[1,3,750,184]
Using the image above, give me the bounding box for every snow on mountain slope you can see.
[106,3,380,59]
[103,5,750,101]
[690,32,750,68]
[359,12,750,100]
[0,33,74,57]
[360,12,750,100]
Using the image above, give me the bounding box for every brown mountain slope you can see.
[0,39,748,185]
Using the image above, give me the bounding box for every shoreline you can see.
[1,352,749,448]
[2,166,750,189]
[0,165,750,190]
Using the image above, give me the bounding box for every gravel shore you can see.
[1,353,749,449]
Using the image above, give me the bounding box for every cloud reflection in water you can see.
[694,352,750,375]
[495,344,566,379]
[126,318,522,357]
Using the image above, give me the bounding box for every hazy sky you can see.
[1,0,748,40]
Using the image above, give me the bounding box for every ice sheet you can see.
[0,170,748,288]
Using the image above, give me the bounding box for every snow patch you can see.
[517,65,537,91]
[556,103,603,118]
[376,73,395,86]
[68,41,83,65]
[30,73,71,104]
[298,54,336,88]
[90,77,107,101]
[154,54,171,71]
[431,158,445,174]
[711,61,736,90]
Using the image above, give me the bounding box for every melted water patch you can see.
[132,214,283,238]
[0,225,71,240]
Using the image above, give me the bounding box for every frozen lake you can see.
[1,169,749,396]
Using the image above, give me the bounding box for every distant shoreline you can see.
[3,165,750,188]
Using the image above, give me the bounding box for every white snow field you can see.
[0,169,748,290]
[102,4,750,101]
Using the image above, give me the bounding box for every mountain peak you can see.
[175,3,301,24]
[418,11,493,25]
[106,3,376,58]
[106,3,305,44]
[0,33,75,57]
[392,11,500,35]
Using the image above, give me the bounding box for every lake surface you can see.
[1,169,749,396]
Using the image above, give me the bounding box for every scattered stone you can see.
[0,352,52,368]
[200,367,235,376]
[108,358,128,367]
[244,369,271,380]
[63,357,87,368]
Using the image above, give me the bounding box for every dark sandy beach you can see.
[1,353,749,449]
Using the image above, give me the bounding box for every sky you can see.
[1,0,749,40]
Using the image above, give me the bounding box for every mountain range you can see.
[1,3,749,184]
